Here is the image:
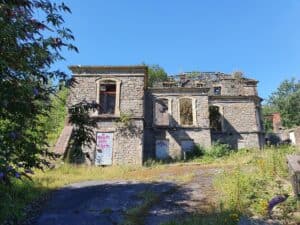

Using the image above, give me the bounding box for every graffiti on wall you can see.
[95,132,113,165]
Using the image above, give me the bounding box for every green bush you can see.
[214,146,298,219]
[186,144,205,159]
[206,142,233,158]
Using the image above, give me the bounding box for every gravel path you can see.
[33,167,220,225]
[33,166,281,225]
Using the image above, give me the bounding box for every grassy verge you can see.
[214,146,299,221]
[0,163,198,224]
[162,211,240,225]
[1,145,299,224]
[123,190,160,225]
[161,145,300,225]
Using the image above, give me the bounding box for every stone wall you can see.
[159,129,211,159]
[68,66,264,164]
[294,127,300,146]
[211,132,261,149]
[69,75,145,118]
[68,66,147,165]
[146,90,211,159]
[209,97,264,149]
[82,120,144,165]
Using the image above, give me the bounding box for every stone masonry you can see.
[68,66,264,164]
[68,66,146,165]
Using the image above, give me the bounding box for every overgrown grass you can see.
[123,190,160,225]
[40,87,69,147]
[0,163,199,224]
[1,145,299,224]
[214,145,299,222]
[160,145,300,225]
[162,210,241,225]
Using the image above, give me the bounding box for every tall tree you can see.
[0,0,77,183]
[147,64,168,87]
[267,78,300,128]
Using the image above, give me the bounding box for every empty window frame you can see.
[154,98,169,126]
[196,82,204,88]
[99,81,116,114]
[213,86,221,95]
[179,98,193,125]
[209,105,222,132]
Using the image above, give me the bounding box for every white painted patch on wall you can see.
[290,132,296,145]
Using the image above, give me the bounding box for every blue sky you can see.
[56,0,300,101]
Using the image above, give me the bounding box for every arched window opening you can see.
[179,98,193,125]
[155,98,169,126]
[99,81,116,114]
[209,105,222,132]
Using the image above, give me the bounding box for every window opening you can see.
[99,81,116,114]
[209,105,222,131]
[213,86,221,95]
[155,98,169,126]
[179,98,193,125]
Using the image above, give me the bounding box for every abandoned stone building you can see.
[66,65,264,165]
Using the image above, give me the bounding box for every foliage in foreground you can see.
[161,146,299,225]
[214,146,298,222]
[39,87,69,147]
[162,211,240,225]
[0,0,76,183]
[1,146,298,224]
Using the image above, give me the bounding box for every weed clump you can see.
[206,142,233,158]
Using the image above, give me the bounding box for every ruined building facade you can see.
[68,66,264,165]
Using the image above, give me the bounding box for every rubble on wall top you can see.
[173,72,229,81]
[152,71,257,88]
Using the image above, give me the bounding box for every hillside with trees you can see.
[263,78,300,130]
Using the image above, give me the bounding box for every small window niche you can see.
[154,98,169,126]
[179,98,193,126]
[196,81,204,88]
[213,86,221,95]
[209,105,222,132]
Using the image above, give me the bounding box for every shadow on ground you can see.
[34,180,193,225]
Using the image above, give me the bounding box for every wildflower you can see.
[15,172,21,179]
[7,165,13,171]
[25,169,34,174]
[9,131,17,140]
[0,172,4,180]
[33,87,39,96]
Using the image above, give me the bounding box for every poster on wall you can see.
[95,132,113,166]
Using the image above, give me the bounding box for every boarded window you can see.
[209,105,222,132]
[155,139,169,159]
[155,98,169,126]
[213,86,221,95]
[99,81,116,114]
[181,140,194,152]
[180,98,193,125]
